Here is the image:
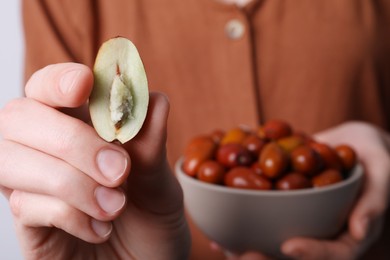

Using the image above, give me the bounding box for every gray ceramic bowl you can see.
[176,159,364,258]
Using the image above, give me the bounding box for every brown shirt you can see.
[22,0,390,259]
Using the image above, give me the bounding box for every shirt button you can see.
[225,19,245,40]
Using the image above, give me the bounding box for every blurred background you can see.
[0,1,24,259]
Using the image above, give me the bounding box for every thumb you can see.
[348,157,389,241]
[123,92,183,214]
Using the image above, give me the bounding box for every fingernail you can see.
[95,186,126,214]
[60,69,81,94]
[91,219,112,238]
[97,149,127,182]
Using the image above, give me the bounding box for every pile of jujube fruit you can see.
[181,120,358,191]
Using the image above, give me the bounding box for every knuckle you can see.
[9,191,23,219]
[0,140,18,176]
[51,203,75,228]
[0,98,27,123]
[47,165,83,203]
[54,121,84,155]
[0,98,36,138]
[48,172,71,198]
[0,141,11,166]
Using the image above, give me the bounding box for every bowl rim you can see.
[175,158,364,197]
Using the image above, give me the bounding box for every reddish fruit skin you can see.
[182,136,217,177]
[258,142,288,179]
[224,167,272,190]
[262,119,293,140]
[310,142,343,171]
[182,155,206,177]
[251,162,264,176]
[335,144,357,171]
[220,128,247,145]
[216,143,254,168]
[197,160,226,184]
[184,135,216,156]
[182,121,360,191]
[312,169,343,187]
[276,172,311,190]
[290,145,321,175]
[242,134,267,156]
[277,136,305,154]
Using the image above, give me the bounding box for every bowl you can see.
[176,159,364,258]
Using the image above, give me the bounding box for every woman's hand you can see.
[0,63,190,260]
[211,121,390,260]
[281,121,390,259]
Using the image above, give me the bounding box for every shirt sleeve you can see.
[22,0,97,82]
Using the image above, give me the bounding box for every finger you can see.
[9,190,112,243]
[124,91,170,172]
[0,140,126,221]
[313,123,390,242]
[25,63,93,108]
[0,186,12,199]
[0,98,130,187]
[124,92,183,215]
[348,156,389,240]
[281,234,358,260]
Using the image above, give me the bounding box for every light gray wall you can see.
[0,1,24,259]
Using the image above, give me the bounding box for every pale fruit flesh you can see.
[89,37,149,143]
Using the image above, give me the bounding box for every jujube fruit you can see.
[220,127,248,145]
[310,142,343,171]
[242,134,266,156]
[335,144,357,171]
[181,119,359,191]
[262,119,292,140]
[224,167,272,190]
[197,160,226,184]
[89,37,149,143]
[258,142,288,179]
[312,169,343,187]
[216,143,254,168]
[276,172,311,190]
[290,145,321,175]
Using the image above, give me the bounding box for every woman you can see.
[1,0,389,259]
